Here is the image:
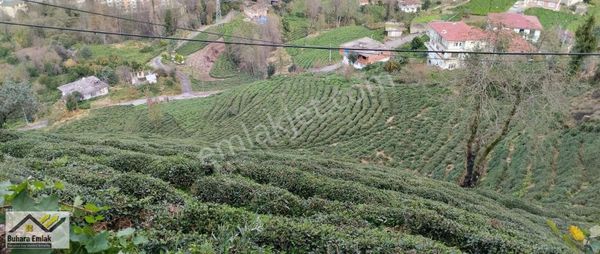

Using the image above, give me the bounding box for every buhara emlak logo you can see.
[5,211,70,249]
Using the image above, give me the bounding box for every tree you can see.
[456,57,568,187]
[164,9,177,36]
[267,64,276,78]
[306,0,322,31]
[410,36,425,50]
[78,46,93,60]
[570,16,597,74]
[422,0,431,10]
[65,91,83,111]
[0,81,38,128]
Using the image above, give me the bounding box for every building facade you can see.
[487,13,543,43]
[426,21,487,69]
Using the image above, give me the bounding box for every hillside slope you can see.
[0,131,573,252]
[53,74,600,223]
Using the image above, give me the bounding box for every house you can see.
[487,13,543,42]
[426,21,534,69]
[340,37,391,69]
[243,3,268,21]
[522,0,561,11]
[0,0,27,18]
[399,0,421,13]
[57,76,109,100]
[131,71,158,85]
[426,21,488,69]
[519,0,583,12]
[410,23,428,34]
[385,21,405,38]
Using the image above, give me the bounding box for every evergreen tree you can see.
[164,10,177,36]
[570,16,597,74]
[0,81,38,128]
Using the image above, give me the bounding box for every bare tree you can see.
[456,56,569,187]
[305,0,321,31]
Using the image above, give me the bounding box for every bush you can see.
[78,46,93,60]
[267,64,276,78]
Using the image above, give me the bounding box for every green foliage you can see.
[524,8,580,31]
[66,91,83,112]
[164,10,176,36]
[454,0,516,15]
[0,81,38,128]
[570,16,597,73]
[267,63,276,78]
[287,26,384,68]
[78,46,93,60]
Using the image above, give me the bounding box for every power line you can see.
[2,21,600,57]
[21,0,279,44]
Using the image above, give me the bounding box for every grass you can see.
[176,18,258,56]
[80,40,165,63]
[524,8,581,31]
[286,26,384,69]
[412,14,442,24]
[209,54,239,79]
[453,0,517,15]
[282,15,310,41]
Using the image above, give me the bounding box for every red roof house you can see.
[487,13,543,42]
[428,21,488,42]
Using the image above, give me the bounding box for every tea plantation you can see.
[0,132,573,253]
[3,73,598,252]
[286,26,385,69]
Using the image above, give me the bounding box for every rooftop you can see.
[399,0,421,6]
[428,21,488,41]
[488,13,543,30]
[58,76,108,95]
[340,37,389,56]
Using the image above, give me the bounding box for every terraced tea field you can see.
[286,26,384,69]
[0,131,575,252]
[53,74,600,222]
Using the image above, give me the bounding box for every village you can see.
[1,0,588,109]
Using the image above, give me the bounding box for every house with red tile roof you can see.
[426,21,488,69]
[426,21,535,69]
[399,0,420,13]
[487,13,543,43]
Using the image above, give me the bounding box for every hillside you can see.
[0,131,573,253]
[51,73,600,223]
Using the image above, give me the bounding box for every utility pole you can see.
[216,0,221,22]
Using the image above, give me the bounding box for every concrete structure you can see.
[410,23,428,34]
[131,71,158,85]
[0,0,27,18]
[385,21,405,38]
[340,37,391,69]
[58,76,109,100]
[487,13,543,42]
[426,21,534,69]
[399,0,420,13]
[522,0,561,11]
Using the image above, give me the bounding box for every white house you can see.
[131,71,158,85]
[522,0,561,11]
[340,37,391,69]
[385,21,405,38]
[426,21,534,69]
[487,13,543,43]
[399,0,420,13]
[58,76,109,100]
[426,21,488,69]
